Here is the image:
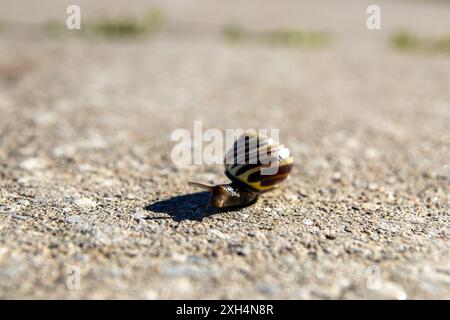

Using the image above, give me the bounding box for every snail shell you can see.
[224,132,294,192]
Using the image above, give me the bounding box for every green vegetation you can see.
[390,30,421,51]
[261,30,330,48]
[87,17,148,38]
[85,8,164,38]
[435,36,450,53]
[222,25,245,43]
[222,25,331,48]
[43,8,165,39]
[391,29,450,54]
[143,8,165,33]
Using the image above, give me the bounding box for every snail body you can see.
[189,132,293,208]
[188,181,259,208]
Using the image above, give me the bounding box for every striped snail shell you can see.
[189,132,294,208]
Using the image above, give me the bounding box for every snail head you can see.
[188,182,233,208]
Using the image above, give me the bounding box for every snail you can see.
[189,132,293,208]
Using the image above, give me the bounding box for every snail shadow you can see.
[144,192,212,222]
[144,192,258,222]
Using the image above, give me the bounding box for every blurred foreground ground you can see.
[0,0,449,299]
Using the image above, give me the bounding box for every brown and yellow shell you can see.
[224,132,293,192]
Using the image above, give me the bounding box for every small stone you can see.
[187,255,208,265]
[12,214,31,221]
[365,148,380,159]
[19,158,46,171]
[238,245,251,256]
[170,253,187,263]
[48,241,59,249]
[209,229,230,240]
[332,172,342,182]
[17,200,30,206]
[78,164,95,172]
[303,218,314,226]
[372,281,407,300]
[325,232,337,240]
[387,192,396,202]
[133,210,147,220]
[370,232,380,241]
[170,278,193,294]
[52,145,76,158]
[97,178,118,187]
[17,176,33,185]
[257,283,278,295]
[74,198,96,209]
[0,247,8,258]
[65,215,83,224]
[284,193,298,201]
[161,265,205,278]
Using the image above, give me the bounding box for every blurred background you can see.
[0,0,449,299]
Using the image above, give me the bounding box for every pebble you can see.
[12,214,31,221]
[209,229,230,240]
[133,210,147,220]
[74,198,97,208]
[0,247,8,258]
[161,264,208,278]
[283,193,298,202]
[372,281,407,300]
[325,232,337,240]
[170,253,187,263]
[238,245,252,256]
[365,148,380,159]
[187,255,208,265]
[169,278,193,295]
[332,172,342,182]
[19,158,46,171]
[65,215,84,224]
[52,145,76,158]
[257,283,278,295]
[16,200,30,206]
[370,232,380,241]
[96,178,119,187]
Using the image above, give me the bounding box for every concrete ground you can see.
[0,0,449,299]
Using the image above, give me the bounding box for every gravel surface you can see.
[0,0,449,299]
